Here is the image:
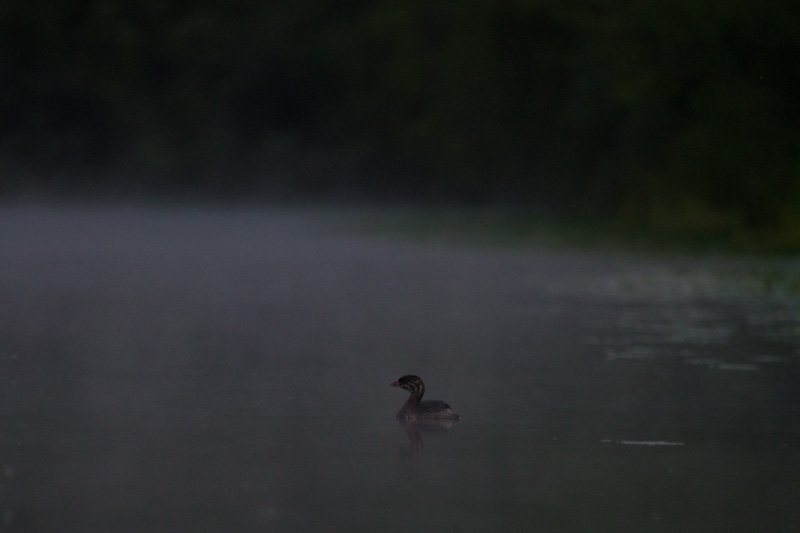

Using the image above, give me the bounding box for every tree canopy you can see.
[2,1,798,243]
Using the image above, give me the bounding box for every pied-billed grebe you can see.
[391,375,460,420]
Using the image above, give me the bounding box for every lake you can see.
[1,206,798,532]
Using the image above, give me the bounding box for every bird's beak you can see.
[390,382,400,387]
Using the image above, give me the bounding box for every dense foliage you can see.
[1,1,798,243]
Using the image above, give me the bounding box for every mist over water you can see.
[2,206,799,531]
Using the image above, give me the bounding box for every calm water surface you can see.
[1,206,799,532]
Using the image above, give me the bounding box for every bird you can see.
[391,375,460,420]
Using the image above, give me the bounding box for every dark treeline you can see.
[1,1,799,243]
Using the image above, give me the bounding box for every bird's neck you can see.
[406,388,424,406]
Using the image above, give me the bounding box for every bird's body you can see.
[391,375,460,420]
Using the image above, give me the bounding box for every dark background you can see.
[1,1,798,245]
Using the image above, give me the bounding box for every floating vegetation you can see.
[576,264,800,371]
[750,355,788,364]
[683,359,760,371]
[547,263,800,302]
[601,440,685,446]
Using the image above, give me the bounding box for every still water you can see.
[1,206,798,532]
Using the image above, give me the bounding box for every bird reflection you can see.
[397,418,459,457]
